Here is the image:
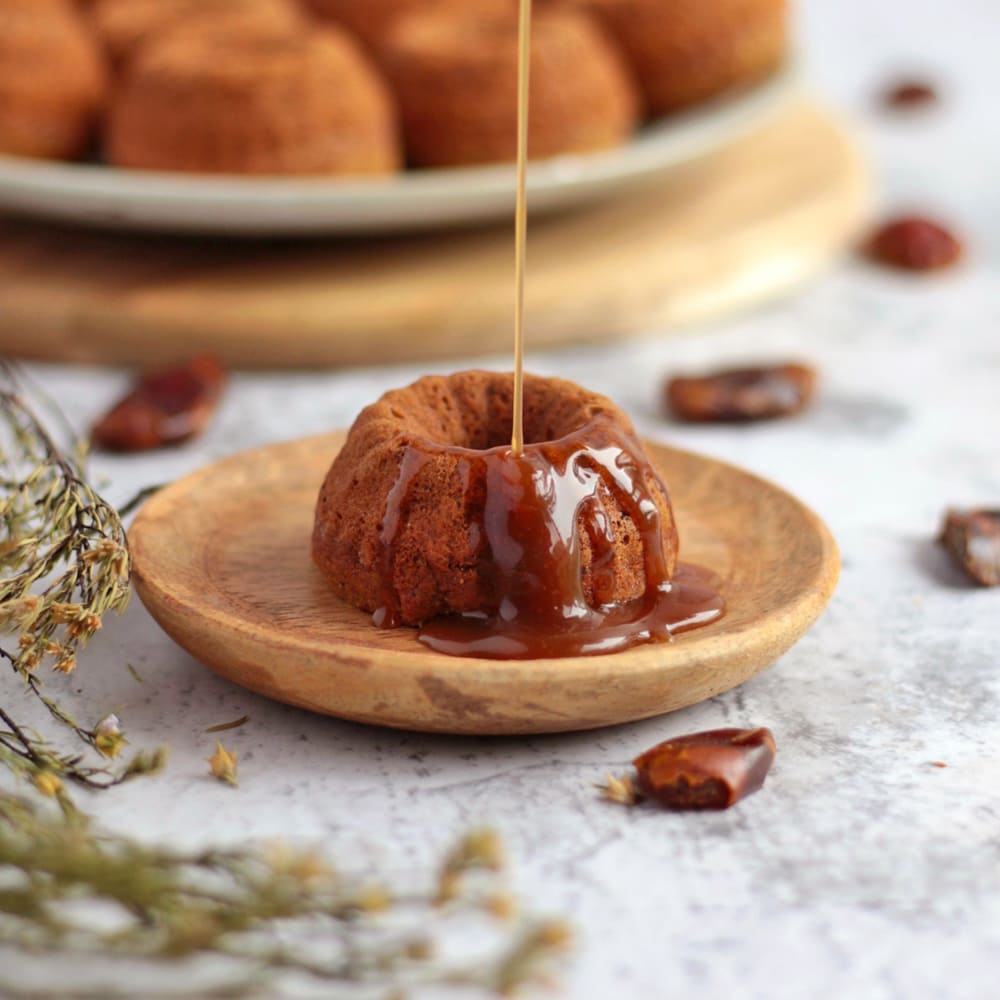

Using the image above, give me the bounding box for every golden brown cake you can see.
[0,0,108,160]
[312,371,678,627]
[90,0,306,67]
[550,0,787,115]
[106,28,401,175]
[302,0,510,50]
[377,7,639,167]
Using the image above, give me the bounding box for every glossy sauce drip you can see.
[373,416,725,659]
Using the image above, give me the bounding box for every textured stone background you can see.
[4,1,999,997]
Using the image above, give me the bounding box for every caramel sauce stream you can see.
[511,0,532,457]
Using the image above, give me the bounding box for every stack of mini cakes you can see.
[0,0,788,175]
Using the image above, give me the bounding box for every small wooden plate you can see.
[129,433,839,735]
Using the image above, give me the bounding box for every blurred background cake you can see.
[0,0,107,160]
[91,0,306,68]
[302,0,509,51]
[107,28,400,175]
[0,1,789,173]
[547,0,787,113]
[379,7,639,166]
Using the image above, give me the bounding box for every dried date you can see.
[938,508,1000,586]
[865,216,962,271]
[632,727,777,810]
[881,79,938,110]
[665,364,816,423]
[92,354,226,452]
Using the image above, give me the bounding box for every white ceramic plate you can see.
[0,68,796,237]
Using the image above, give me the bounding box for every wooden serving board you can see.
[129,433,840,735]
[0,102,868,370]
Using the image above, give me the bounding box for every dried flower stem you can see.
[0,366,162,792]
[205,715,250,734]
[0,368,571,996]
[0,792,568,998]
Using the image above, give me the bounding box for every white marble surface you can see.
[4,1,1000,997]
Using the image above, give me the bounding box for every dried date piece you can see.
[632,727,776,810]
[865,217,962,272]
[938,508,1000,586]
[92,354,226,452]
[665,364,816,423]
[881,79,938,110]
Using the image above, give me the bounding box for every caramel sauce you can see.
[364,1,725,658]
[373,415,724,659]
[511,0,531,457]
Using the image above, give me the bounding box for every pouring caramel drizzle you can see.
[366,2,725,658]
[511,0,532,457]
[373,415,724,659]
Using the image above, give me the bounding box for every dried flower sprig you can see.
[208,741,239,787]
[0,366,163,792]
[596,772,639,806]
[0,369,571,996]
[0,791,569,999]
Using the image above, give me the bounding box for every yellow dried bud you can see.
[94,714,126,759]
[81,539,120,564]
[33,772,63,798]
[50,602,84,624]
[15,594,40,625]
[112,551,130,581]
[461,829,504,871]
[535,920,573,952]
[292,853,332,885]
[262,842,293,869]
[68,613,103,639]
[264,844,332,885]
[208,741,238,787]
[485,892,517,922]
[356,884,390,913]
[599,772,638,806]
[95,731,126,758]
[404,938,434,961]
[53,655,77,674]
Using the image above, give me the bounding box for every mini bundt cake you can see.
[0,0,107,160]
[303,0,510,51]
[378,8,640,166]
[312,371,679,627]
[550,0,787,115]
[90,0,306,67]
[106,28,400,175]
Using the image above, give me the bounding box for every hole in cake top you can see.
[376,371,619,452]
